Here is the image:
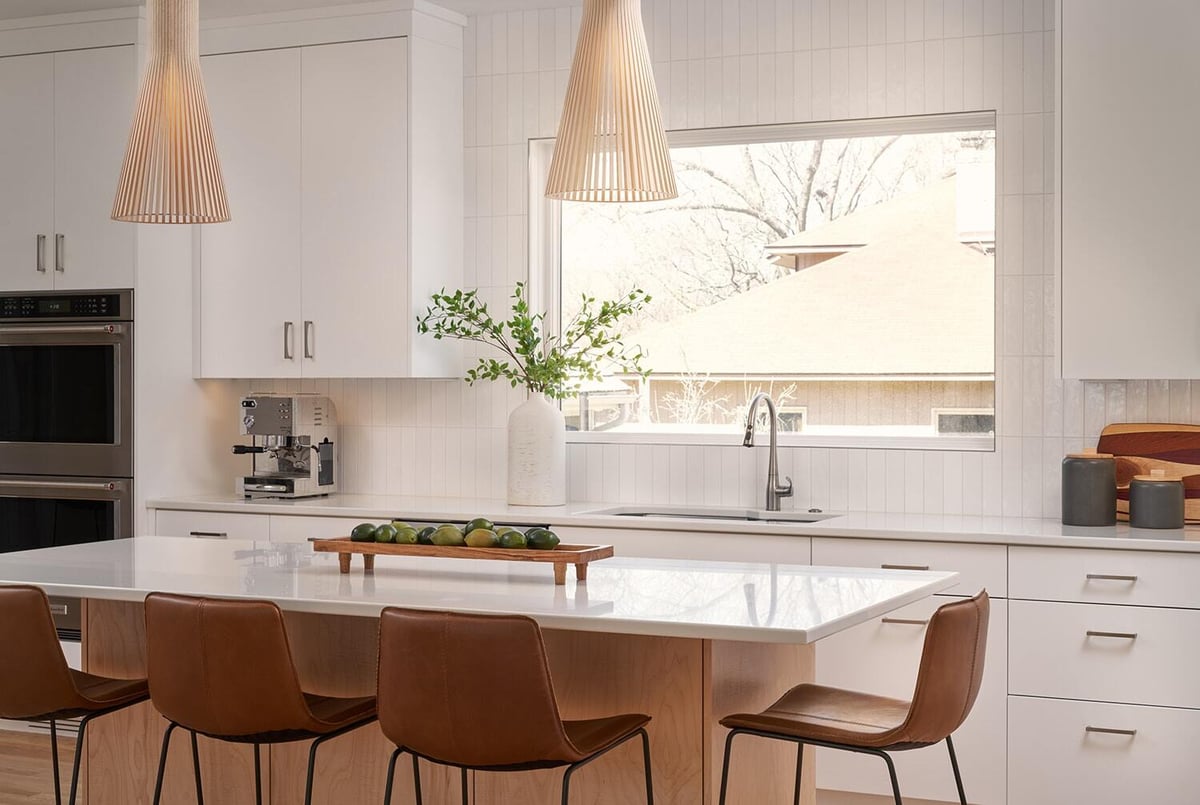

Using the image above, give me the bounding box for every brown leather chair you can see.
[377,608,653,805]
[144,593,377,805]
[718,590,989,805]
[0,585,148,805]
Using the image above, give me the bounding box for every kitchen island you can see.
[0,537,956,804]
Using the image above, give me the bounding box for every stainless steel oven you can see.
[0,290,133,478]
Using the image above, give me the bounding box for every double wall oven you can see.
[0,289,133,637]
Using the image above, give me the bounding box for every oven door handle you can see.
[0,324,126,337]
[0,479,124,493]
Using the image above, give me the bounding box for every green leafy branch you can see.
[416,282,651,400]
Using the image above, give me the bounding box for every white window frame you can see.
[529,111,998,451]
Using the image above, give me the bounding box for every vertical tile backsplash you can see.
[240,0,1189,520]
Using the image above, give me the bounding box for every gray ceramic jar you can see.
[1061,452,1117,527]
[1129,472,1185,529]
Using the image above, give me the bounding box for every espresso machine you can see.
[234,393,338,498]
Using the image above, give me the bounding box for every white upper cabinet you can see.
[0,46,135,293]
[1059,0,1200,378]
[195,6,463,379]
[197,48,303,379]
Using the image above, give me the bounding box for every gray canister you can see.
[1061,452,1117,526]
[1129,472,1186,529]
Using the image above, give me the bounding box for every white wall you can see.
[249,0,1191,520]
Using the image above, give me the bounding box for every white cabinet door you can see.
[154,509,271,541]
[815,596,1008,805]
[299,38,408,378]
[0,53,54,293]
[52,46,136,291]
[1059,0,1200,378]
[269,515,365,543]
[197,48,302,379]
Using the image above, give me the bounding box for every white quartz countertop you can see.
[0,537,957,644]
[148,494,1200,553]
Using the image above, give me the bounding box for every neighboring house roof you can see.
[626,177,995,377]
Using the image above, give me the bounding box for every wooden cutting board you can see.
[1096,423,1200,522]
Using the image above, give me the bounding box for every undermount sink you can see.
[581,505,840,524]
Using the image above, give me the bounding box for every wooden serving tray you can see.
[309,537,614,584]
[1097,423,1200,523]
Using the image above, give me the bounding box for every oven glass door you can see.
[0,324,132,477]
[0,477,131,551]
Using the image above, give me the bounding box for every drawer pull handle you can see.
[1085,726,1137,737]
[1086,574,1138,583]
[1086,630,1138,640]
[189,531,228,539]
[881,563,930,571]
[882,618,929,626]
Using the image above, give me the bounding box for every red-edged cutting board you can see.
[1096,423,1200,523]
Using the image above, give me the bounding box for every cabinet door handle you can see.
[1086,630,1138,640]
[881,563,930,571]
[1086,573,1138,583]
[189,531,228,539]
[303,320,314,359]
[1085,726,1137,737]
[36,234,46,272]
[54,234,64,272]
[882,617,929,626]
[284,322,295,360]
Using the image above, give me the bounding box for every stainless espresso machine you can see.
[234,393,338,498]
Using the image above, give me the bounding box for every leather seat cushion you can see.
[720,684,913,749]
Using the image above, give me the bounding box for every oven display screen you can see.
[38,299,69,314]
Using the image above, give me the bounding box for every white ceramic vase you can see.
[507,391,566,506]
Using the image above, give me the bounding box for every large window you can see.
[536,113,996,449]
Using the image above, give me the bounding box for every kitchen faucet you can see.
[743,392,793,511]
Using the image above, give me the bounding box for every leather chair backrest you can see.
[0,586,80,719]
[144,592,314,738]
[377,608,579,767]
[900,590,990,745]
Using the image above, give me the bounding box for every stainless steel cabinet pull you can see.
[881,563,930,571]
[882,617,929,626]
[1086,573,1138,582]
[1086,630,1138,640]
[189,531,228,539]
[303,320,314,359]
[1085,726,1137,737]
[284,322,295,360]
[36,234,46,272]
[0,324,124,337]
[54,234,64,272]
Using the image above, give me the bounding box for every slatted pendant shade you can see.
[111,0,229,223]
[545,0,677,203]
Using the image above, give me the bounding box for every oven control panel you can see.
[0,293,126,320]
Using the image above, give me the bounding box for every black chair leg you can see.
[560,764,571,805]
[412,754,423,805]
[792,741,804,805]
[460,766,469,804]
[946,735,968,805]
[382,747,401,805]
[190,731,204,804]
[253,743,263,805]
[49,719,62,805]
[879,750,903,805]
[68,712,101,805]
[638,728,654,805]
[152,723,179,805]
[717,729,739,805]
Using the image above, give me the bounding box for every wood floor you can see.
[0,729,76,805]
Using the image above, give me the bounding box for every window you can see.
[537,113,996,449]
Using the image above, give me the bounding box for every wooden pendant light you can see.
[545,0,677,203]
[111,0,229,223]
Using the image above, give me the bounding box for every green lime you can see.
[497,529,527,549]
[464,517,494,534]
[431,524,466,546]
[525,528,560,551]
[350,523,378,542]
[394,527,419,545]
[390,520,412,531]
[465,528,499,548]
[374,524,399,544]
[416,526,436,545]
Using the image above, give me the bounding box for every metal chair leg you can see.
[382,747,401,805]
[560,764,572,805]
[190,731,204,805]
[946,735,968,805]
[412,754,423,805]
[717,729,738,805]
[152,723,179,805]
[253,743,263,805]
[639,728,654,804]
[792,741,804,805]
[68,712,102,805]
[49,719,62,805]
[879,750,903,805]
[460,766,469,804]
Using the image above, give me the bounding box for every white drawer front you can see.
[1010,600,1200,709]
[269,515,373,543]
[1009,696,1199,805]
[812,537,1005,597]
[1010,546,1200,608]
[815,597,1007,804]
[553,526,812,564]
[154,510,270,541]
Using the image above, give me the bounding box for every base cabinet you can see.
[1008,696,1200,805]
